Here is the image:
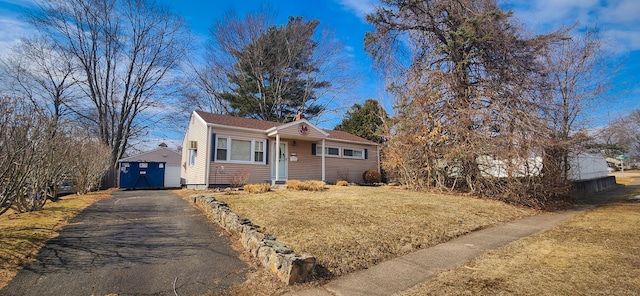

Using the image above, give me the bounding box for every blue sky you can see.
[0,0,638,148]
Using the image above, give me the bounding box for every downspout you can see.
[275,134,280,183]
[377,145,381,173]
[322,139,326,181]
[205,125,211,188]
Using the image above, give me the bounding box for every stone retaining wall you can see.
[190,194,315,285]
[573,176,617,196]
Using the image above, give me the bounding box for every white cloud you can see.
[336,0,377,20]
[1,0,36,6]
[505,0,640,52]
[605,0,640,22]
[0,16,35,57]
[605,29,640,52]
[0,16,30,41]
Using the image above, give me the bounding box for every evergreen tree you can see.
[220,17,329,123]
[334,99,387,143]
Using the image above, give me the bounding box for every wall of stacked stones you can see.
[190,194,315,285]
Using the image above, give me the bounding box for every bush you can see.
[244,183,271,194]
[337,168,350,182]
[303,180,326,191]
[286,180,326,191]
[336,180,349,186]
[363,170,382,184]
[286,180,303,190]
[230,170,251,188]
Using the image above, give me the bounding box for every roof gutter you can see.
[207,123,270,134]
[322,138,379,146]
[205,125,212,188]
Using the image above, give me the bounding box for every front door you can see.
[271,142,288,180]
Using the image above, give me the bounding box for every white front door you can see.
[271,142,288,180]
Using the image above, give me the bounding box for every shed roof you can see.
[119,147,182,166]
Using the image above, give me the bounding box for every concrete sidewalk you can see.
[286,209,583,296]
[286,175,638,296]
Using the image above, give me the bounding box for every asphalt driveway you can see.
[1,190,248,295]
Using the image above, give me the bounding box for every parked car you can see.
[607,167,617,172]
[57,181,77,195]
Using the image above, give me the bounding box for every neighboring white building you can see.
[477,153,608,181]
[568,153,609,180]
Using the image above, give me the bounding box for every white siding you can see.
[164,165,181,187]
[181,113,210,186]
[568,153,608,181]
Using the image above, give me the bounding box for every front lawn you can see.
[209,185,536,277]
[397,200,640,295]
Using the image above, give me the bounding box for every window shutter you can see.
[211,133,216,162]
[265,139,269,164]
[311,143,317,155]
[364,148,368,159]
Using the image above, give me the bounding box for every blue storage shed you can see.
[119,161,166,189]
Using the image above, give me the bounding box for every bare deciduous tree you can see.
[0,96,113,215]
[543,27,614,180]
[0,37,78,123]
[601,109,640,160]
[367,0,567,207]
[28,0,190,170]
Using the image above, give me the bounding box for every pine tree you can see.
[220,17,329,123]
[334,99,387,143]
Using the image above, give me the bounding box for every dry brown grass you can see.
[336,180,349,186]
[286,180,326,191]
[213,185,536,277]
[611,171,640,185]
[0,190,113,289]
[243,183,271,194]
[397,201,640,296]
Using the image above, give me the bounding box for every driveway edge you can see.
[191,194,315,285]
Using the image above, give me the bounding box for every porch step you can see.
[270,180,287,186]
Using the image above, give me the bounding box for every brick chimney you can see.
[294,113,305,121]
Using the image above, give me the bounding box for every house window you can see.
[231,139,251,161]
[343,148,364,159]
[189,149,197,166]
[216,138,227,161]
[316,145,340,157]
[255,141,264,162]
[215,136,266,163]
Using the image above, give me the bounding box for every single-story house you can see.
[181,111,380,188]
[119,144,182,189]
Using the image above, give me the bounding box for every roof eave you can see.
[207,123,269,134]
[118,147,181,162]
[325,138,379,146]
[266,119,330,136]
